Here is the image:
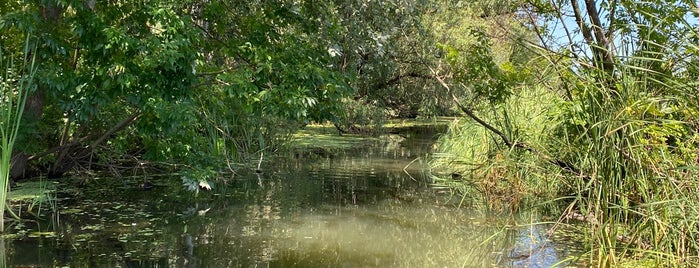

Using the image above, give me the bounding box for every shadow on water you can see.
[3,123,584,267]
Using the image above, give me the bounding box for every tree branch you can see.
[572,0,614,72]
[89,111,141,149]
[428,67,585,177]
[583,0,615,71]
[375,72,431,90]
[27,111,141,162]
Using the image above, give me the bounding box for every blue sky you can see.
[542,1,698,60]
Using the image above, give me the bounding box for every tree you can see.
[0,0,358,181]
[0,0,207,178]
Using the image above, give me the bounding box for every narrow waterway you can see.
[5,124,583,267]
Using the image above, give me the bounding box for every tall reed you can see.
[431,40,699,267]
[430,85,565,210]
[558,56,699,266]
[0,37,36,231]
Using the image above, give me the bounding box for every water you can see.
[4,124,583,267]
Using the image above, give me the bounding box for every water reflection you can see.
[4,124,582,267]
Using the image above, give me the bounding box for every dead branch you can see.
[27,111,141,163]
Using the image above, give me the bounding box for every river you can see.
[5,123,583,267]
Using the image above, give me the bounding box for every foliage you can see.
[181,0,355,181]
[334,98,387,135]
[431,85,565,211]
[432,0,699,266]
[426,0,536,108]
[327,0,449,118]
[0,0,355,184]
[3,2,695,266]
[0,0,203,179]
[0,0,492,186]
[541,1,699,265]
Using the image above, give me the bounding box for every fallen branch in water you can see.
[403,157,421,182]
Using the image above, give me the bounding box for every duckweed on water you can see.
[8,180,57,206]
[2,123,586,267]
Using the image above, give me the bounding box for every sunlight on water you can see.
[4,124,583,267]
[274,202,496,267]
[230,197,578,268]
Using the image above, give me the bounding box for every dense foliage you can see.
[431,0,699,266]
[2,0,699,265]
[0,1,369,180]
[0,0,462,178]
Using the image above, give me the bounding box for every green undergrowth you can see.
[430,68,699,266]
[430,85,565,211]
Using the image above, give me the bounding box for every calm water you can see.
[5,125,583,267]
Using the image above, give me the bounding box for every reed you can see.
[432,32,699,266]
[0,36,36,231]
[561,60,699,266]
[430,84,565,210]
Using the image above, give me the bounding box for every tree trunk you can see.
[9,2,62,180]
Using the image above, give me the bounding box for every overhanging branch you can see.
[428,66,585,177]
[375,72,431,90]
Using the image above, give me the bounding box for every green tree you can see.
[0,0,358,182]
[0,0,208,178]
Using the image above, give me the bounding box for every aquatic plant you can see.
[430,84,564,211]
[430,1,699,266]
[0,36,36,231]
[554,61,699,267]
[537,2,699,265]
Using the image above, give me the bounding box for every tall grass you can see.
[0,37,36,231]
[550,7,699,266]
[432,40,699,267]
[430,85,565,211]
[560,62,699,266]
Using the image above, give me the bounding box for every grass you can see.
[430,85,565,211]
[0,36,36,231]
[565,69,699,267]
[431,65,699,266]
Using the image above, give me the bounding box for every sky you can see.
[541,1,698,63]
